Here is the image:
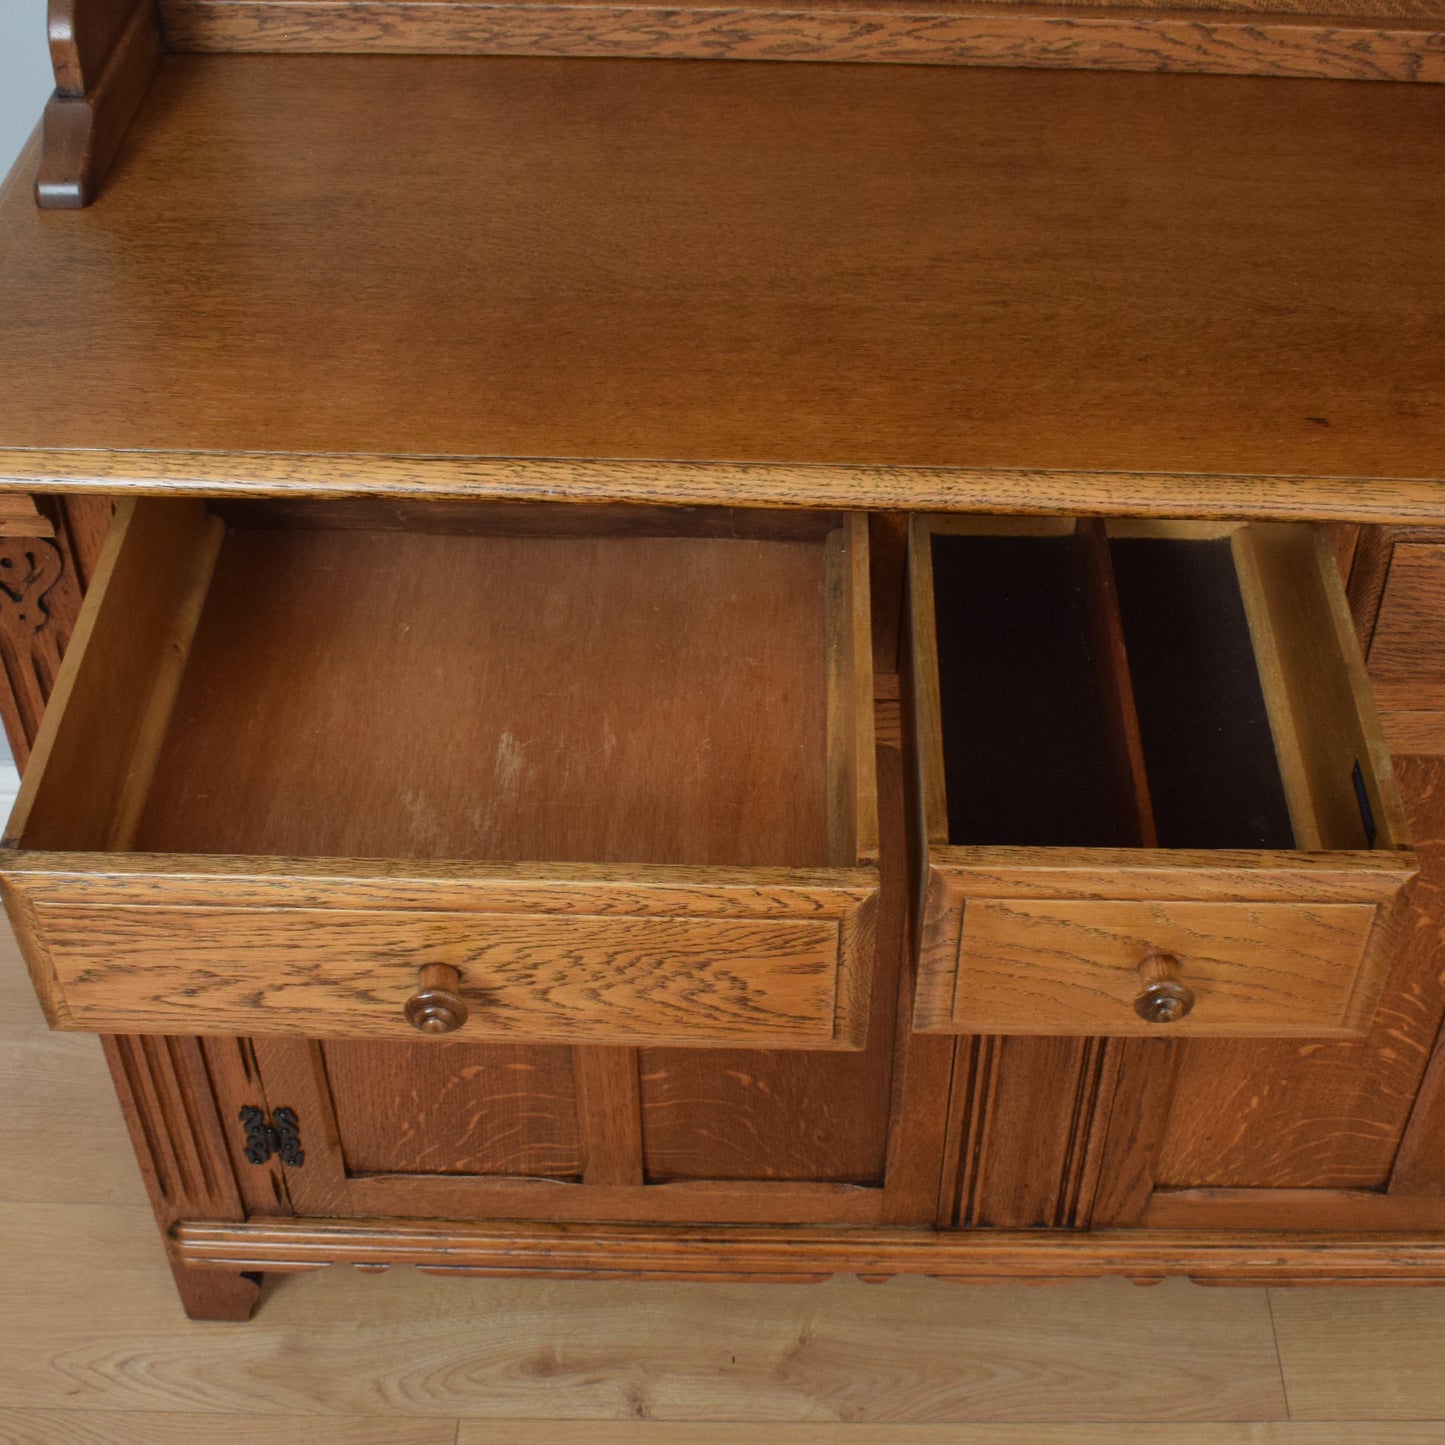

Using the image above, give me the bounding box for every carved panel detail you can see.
[0,533,82,765]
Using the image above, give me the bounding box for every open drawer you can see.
[905,517,1415,1040]
[2,499,878,1049]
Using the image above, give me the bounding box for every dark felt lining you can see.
[1109,536,1294,851]
[932,533,1124,849]
[929,530,1295,851]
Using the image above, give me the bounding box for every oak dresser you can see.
[1,0,1443,1319]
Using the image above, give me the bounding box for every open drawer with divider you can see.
[904,516,1415,1040]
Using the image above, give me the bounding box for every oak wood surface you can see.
[931,898,1383,1038]
[135,520,838,869]
[174,1215,1445,1283]
[5,920,1445,1428]
[0,511,84,770]
[1152,753,1445,1193]
[33,903,863,1046]
[905,516,1415,1042]
[153,0,1445,84]
[320,1039,584,1177]
[1367,542,1445,709]
[636,706,909,1186]
[1077,518,1157,848]
[13,1425,1445,1445]
[1270,1290,1445,1421]
[1,500,881,1048]
[237,700,939,1223]
[0,57,1443,512]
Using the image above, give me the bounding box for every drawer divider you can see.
[1076,519,1158,850]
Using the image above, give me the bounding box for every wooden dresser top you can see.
[1,53,1442,516]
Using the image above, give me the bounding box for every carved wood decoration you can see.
[0,511,84,767]
[37,0,162,208]
[158,0,1445,84]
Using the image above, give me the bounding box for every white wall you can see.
[0,7,52,808]
[0,6,54,179]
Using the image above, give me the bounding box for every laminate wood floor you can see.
[4,928,1445,1444]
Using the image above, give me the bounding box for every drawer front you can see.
[4,863,877,1049]
[1368,542,1445,710]
[916,891,1386,1037]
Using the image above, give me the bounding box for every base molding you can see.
[174,1217,1445,1286]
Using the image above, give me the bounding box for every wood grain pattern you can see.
[101,1035,261,1319]
[0,1201,1291,1424]
[1,500,880,1050]
[320,1039,584,1178]
[131,521,841,869]
[1233,523,1411,855]
[1146,1187,1445,1229]
[906,515,1415,1043]
[935,898,1380,1038]
[3,498,221,856]
[25,901,867,1047]
[947,1036,1115,1228]
[0,1414,458,1444]
[1153,754,1445,1194]
[1077,518,1157,848]
[1270,1289,1445,1421]
[14,451,1445,525]
[460,1428,1445,1444]
[242,704,935,1222]
[174,1216,1445,1283]
[574,1047,644,1186]
[1,58,1444,499]
[1366,543,1445,709]
[154,0,1445,85]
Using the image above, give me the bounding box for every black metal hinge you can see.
[239,1105,304,1167]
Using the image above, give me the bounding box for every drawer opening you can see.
[921,517,1403,858]
[10,498,876,873]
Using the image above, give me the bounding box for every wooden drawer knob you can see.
[403,963,468,1035]
[1133,953,1194,1025]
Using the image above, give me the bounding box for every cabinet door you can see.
[237,706,955,1227]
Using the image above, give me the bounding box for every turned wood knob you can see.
[1133,952,1194,1024]
[403,963,468,1035]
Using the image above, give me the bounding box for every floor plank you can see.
[0,1195,1286,1422]
[0,1412,458,1444]
[0,933,141,1208]
[459,1429,1445,1443]
[1270,1288,1445,1421]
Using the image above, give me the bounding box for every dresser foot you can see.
[170,1260,263,1322]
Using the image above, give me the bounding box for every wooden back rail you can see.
[25,0,1445,209]
[157,0,1445,86]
